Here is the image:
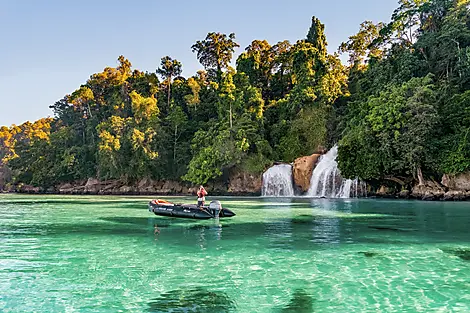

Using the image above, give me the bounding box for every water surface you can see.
[0,195,469,312]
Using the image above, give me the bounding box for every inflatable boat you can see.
[148,199,236,220]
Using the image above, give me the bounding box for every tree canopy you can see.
[2,1,470,191]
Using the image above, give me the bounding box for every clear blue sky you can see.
[0,0,398,126]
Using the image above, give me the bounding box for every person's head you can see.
[199,185,204,190]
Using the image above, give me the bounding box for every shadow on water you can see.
[0,199,146,206]
[2,214,469,247]
[99,217,172,227]
[367,225,414,232]
[3,198,470,246]
[277,289,314,313]
[146,287,236,313]
[99,217,225,230]
[0,200,154,211]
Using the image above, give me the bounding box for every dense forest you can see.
[1,0,470,192]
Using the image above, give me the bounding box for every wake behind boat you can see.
[148,199,236,220]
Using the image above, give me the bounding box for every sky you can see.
[0,0,399,126]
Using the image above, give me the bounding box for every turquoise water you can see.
[0,195,469,312]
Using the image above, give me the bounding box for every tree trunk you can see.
[173,125,177,171]
[417,167,425,186]
[87,103,93,119]
[167,76,172,108]
[384,176,405,186]
[81,120,86,144]
[453,39,462,78]
[229,102,233,130]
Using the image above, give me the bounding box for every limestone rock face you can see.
[85,178,101,187]
[411,181,445,200]
[83,178,99,193]
[17,184,40,193]
[442,172,470,191]
[443,190,470,201]
[376,185,394,197]
[292,154,321,193]
[228,172,262,195]
[398,190,410,198]
[0,166,11,191]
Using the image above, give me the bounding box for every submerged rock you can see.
[358,251,380,258]
[441,247,470,261]
[147,287,235,312]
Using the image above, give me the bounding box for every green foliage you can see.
[339,21,385,65]
[157,56,183,109]
[129,91,159,123]
[238,151,273,175]
[191,32,240,77]
[6,2,470,191]
[182,125,250,185]
[277,106,328,162]
[339,75,438,180]
[306,16,328,57]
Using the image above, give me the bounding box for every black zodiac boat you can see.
[148,199,236,220]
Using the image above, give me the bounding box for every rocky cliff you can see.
[372,172,470,201]
[227,171,262,195]
[0,166,11,192]
[292,154,321,193]
[441,173,470,191]
[10,170,263,196]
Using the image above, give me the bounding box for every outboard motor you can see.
[209,200,222,217]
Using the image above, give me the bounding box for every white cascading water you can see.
[307,146,360,198]
[262,164,295,197]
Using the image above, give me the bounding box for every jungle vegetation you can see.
[1,0,469,188]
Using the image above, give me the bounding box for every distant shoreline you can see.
[3,190,470,202]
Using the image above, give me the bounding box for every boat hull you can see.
[148,202,235,220]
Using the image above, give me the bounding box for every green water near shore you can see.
[0,194,469,312]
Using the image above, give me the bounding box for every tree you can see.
[129,91,159,124]
[156,56,183,109]
[185,77,201,111]
[219,70,237,130]
[306,16,328,58]
[282,40,326,113]
[166,105,188,176]
[69,86,95,119]
[236,40,274,97]
[191,32,240,80]
[182,124,250,185]
[339,21,385,65]
[379,0,427,48]
[338,75,438,183]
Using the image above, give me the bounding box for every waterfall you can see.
[262,164,295,197]
[307,146,359,198]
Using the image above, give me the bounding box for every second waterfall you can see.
[306,146,360,198]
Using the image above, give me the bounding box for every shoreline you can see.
[3,190,470,201]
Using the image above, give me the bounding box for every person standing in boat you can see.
[197,185,207,208]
